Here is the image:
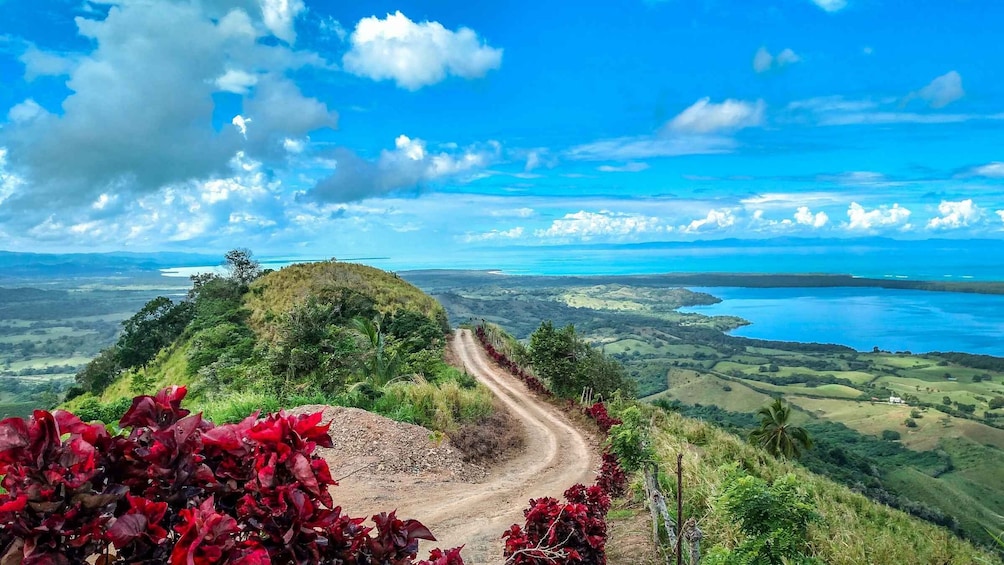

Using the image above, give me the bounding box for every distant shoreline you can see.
[400,269,1004,296]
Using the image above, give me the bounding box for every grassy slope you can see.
[246,262,446,342]
[644,405,1001,564]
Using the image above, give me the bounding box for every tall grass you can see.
[376,379,493,431]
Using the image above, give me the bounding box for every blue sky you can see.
[1,0,1003,263]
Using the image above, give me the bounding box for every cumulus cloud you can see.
[310,135,500,202]
[794,206,829,227]
[462,226,524,242]
[968,162,1004,178]
[915,71,964,108]
[667,98,766,134]
[16,148,283,247]
[597,162,649,173]
[927,199,981,229]
[343,11,502,90]
[683,208,736,233]
[259,0,306,44]
[19,46,79,80]
[811,0,847,12]
[6,99,46,123]
[846,202,911,230]
[535,210,666,240]
[0,0,336,219]
[753,47,800,73]
[215,69,258,94]
[997,210,1004,223]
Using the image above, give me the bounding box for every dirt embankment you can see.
[310,329,599,565]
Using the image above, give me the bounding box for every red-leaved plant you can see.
[583,403,621,435]
[475,326,550,396]
[0,386,464,565]
[502,484,610,565]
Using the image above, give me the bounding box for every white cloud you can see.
[753,47,773,73]
[916,71,964,108]
[536,210,666,240]
[310,135,500,202]
[794,206,829,227]
[215,69,258,94]
[683,208,736,233]
[597,162,649,173]
[7,99,45,123]
[463,226,524,242]
[0,148,24,205]
[927,199,980,229]
[319,16,347,41]
[489,207,535,218]
[282,137,305,154]
[343,11,502,90]
[846,202,911,230]
[259,0,306,44]
[0,0,337,221]
[969,162,1004,178]
[811,0,847,12]
[567,135,735,161]
[232,114,251,138]
[997,210,1004,223]
[777,49,801,65]
[753,47,800,73]
[741,191,841,209]
[19,46,78,80]
[667,98,765,134]
[91,193,114,210]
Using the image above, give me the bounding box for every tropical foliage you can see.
[749,398,813,459]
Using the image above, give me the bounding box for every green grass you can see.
[638,404,1000,564]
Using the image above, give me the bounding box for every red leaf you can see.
[107,514,148,548]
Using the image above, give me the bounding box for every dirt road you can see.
[325,329,598,564]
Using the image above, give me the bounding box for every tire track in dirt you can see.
[326,329,598,564]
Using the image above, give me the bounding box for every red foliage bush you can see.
[475,326,551,397]
[0,386,464,565]
[594,452,627,499]
[502,484,610,565]
[583,403,621,435]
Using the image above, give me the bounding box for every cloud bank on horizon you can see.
[1,0,1003,260]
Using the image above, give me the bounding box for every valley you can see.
[403,270,1004,547]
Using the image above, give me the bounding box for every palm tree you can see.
[350,317,406,389]
[750,398,813,459]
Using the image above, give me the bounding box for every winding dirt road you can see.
[327,329,598,564]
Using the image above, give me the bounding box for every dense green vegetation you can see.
[62,253,493,439]
[527,320,636,399]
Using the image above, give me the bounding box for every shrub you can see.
[502,484,610,565]
[607,406,653,473]
[705,470,820,565]
[584,402,622,434]
[0,386,462,564]
[881,429,901,441]
[904,418,918,428]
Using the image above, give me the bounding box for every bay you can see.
[681,287,1004,356]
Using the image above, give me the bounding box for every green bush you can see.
[74,396,132,425]
[881,429,901,441]
[608,406,654,472]
[705,469,821,565]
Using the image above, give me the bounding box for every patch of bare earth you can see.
[296,329,608,564]
[605,501,663,565]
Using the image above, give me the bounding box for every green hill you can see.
[62,258,488,434]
